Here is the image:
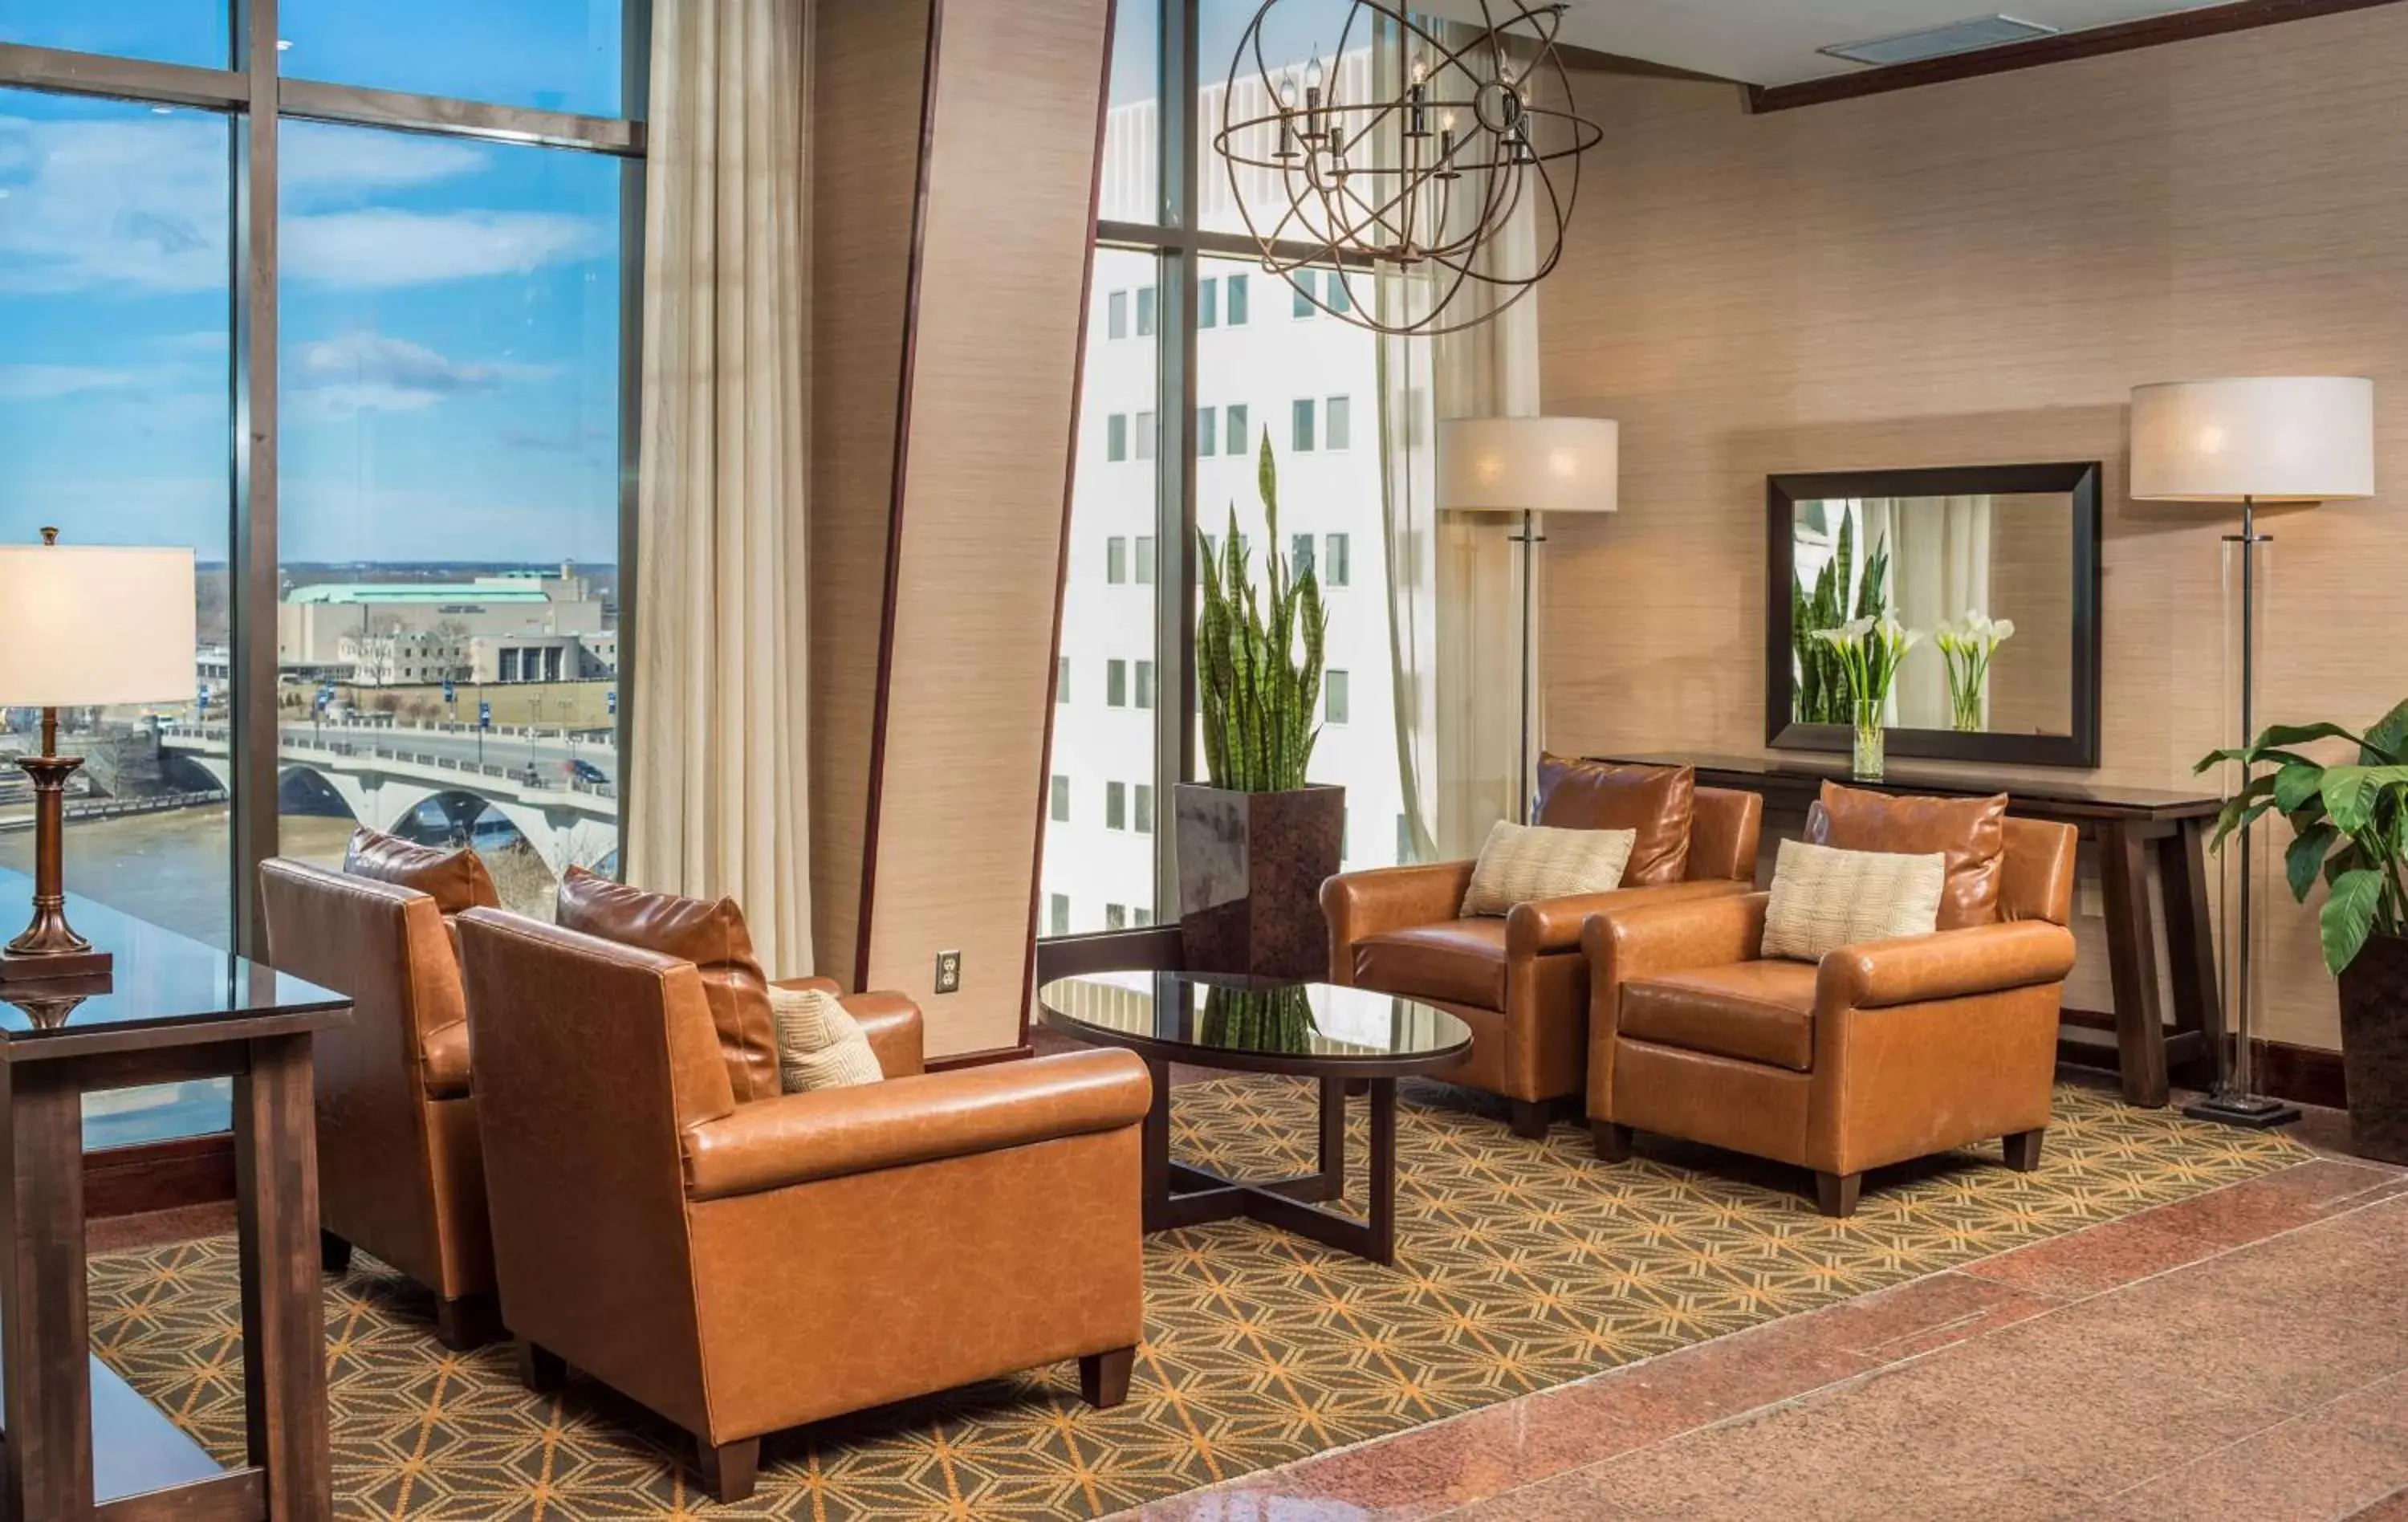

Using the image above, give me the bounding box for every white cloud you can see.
[0,364,137,401]
[283,209,608,287]
[286,330,548,417]
[280,128,487,207]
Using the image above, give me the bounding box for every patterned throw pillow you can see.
[768,985,885,1093]
[1459,821,1637,918]
[1761,838,1947,962]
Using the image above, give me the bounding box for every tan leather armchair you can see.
[258,858,498,1348]
[1584,812,2080,1216]
[1321,762,1764,1137]
[454,909,1152,1504]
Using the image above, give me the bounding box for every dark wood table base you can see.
[1141,1062,1403,1265]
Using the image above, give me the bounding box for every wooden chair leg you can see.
[2003,1128,2047,1173]
[434,1293,500,1352]
[1815,1170,1862,1219]
[515,1340,566,1394]
[1509,1099,1550,1140]
[1080,1345,1136,1409]
[319,1230,352,1274]
[1592,1121,1633,1162]
[697,1436,760,1505]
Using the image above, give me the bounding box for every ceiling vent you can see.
[1818,14,2060,66]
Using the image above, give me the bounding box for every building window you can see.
[1292,269,1315,316]
[1136,286,1157,336]
[1327,669,1351,725]
[1198,405,1216,458]
[1292,398,1316,453]
[1135,660,1156,710]
[1226,404,1248,457]
[1291,534,1316,580]
[1198,277,1218,329]
[1107,536,1128,584]
[1106,903,1127,930]
[1134,906,1153,927]
[1327,394,1352,450]
[1136,410,1156,461]
[1057,656,1072,702]
[1107,781,1128,830]
[1327,275,1352,315]
[1050,775,1071,822]
[1135,783,1155,834]
[1050,893,1071,937]
[1108,289,1128,339]
[1108,658,1129,706]
[1135,535,1155,585]
[1226,272,1250,325]
[1107,413,1128,462]
[1326,533,1351,588]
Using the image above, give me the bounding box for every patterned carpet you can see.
[90,1076,2305,1519]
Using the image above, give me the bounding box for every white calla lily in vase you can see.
[1934,610,2015,734]
[1812,616,1925,780]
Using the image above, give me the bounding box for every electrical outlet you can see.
[934,950,963,995]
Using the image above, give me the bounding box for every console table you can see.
[1594,754,2227,1109]
[0,877,350,1520]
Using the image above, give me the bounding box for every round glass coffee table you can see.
[1037,971,1470,1266]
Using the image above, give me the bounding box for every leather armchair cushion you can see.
[344,828,500,918]
[1808,781,2008,930]
[420,1019,474,1099]
[1460,821,1635,917]
[1760,839,1946,962]
[1353,918,1508,1010]
[555,867,783,1104]
[1620,960,1819,1072]
[1535,756,1696,886]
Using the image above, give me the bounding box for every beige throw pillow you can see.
[1460,821,1637,918]
[1761,838,1948,962]
[768,985,885,1093]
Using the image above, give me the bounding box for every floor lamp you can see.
[1435,417,1620,821]
[2129,376,2376,1128]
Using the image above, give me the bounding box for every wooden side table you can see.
[0,881,349,1521]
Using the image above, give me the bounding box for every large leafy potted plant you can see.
[1176,437,1341,983]
[2199,698,2408,1162]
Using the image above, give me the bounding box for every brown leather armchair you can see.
[454,909,1152,1504]
[1321,761,1764,1137]
[258,858,499,1348]
[1584,811,2080,1216]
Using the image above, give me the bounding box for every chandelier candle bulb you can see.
[1276,79,1299,158]
[1407,55,1429,136]
[1304,56,1324,140]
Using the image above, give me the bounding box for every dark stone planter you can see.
[2338,931,2408,1166]
[1173,783,1344,983]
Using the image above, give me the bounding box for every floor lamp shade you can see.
[0,545,197,707]
[2129,377,2375,503]
[1437,417,1621,515]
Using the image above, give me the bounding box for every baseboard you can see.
[85,1133,235,1220]
[2061,1006,2346,1111]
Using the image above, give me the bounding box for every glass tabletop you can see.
[1038,971,1472,1076]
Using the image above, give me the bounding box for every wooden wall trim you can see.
[1747,0,2406,112]
[853,0,949,986]
[84,1133,236,1220]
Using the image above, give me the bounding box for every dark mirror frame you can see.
[1764,461,2103,769]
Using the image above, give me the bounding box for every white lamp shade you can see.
[2129,376,2375,503]
[1438,417,1620,514]
[0,544,196,707]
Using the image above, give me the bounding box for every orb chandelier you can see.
[1212,0,1603,338]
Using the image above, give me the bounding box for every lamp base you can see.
[2182,1092,2302,1130]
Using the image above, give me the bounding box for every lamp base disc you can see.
[2182,1093,2304,1130]
[0,948,114,984]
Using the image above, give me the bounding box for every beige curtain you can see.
[626,0,814,975]
[1878,495,1993,728]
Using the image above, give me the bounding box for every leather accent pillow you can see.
[769,985,885,1092]
[555,867,783,1104]
[1533,756,1694,885]
[1459,821,1636,918]
[1807,781,2009,930]
[1761,839,1947,962]
[343,828,500,916]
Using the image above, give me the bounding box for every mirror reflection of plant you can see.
[2198,699,2408,974]
[1199,983,1319,1054]
[1935,611,2015,732]
[1197,436,1328,792]
[1812,615,1922,714]
[1792,507,1889,723]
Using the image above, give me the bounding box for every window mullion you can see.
[228,0,280,957]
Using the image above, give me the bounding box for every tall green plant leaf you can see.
[2322,868,2386,974]
[2286,822,2337,902]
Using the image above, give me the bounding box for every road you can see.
[276,722,619,784]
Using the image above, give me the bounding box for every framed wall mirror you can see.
[1766,462,2102,768]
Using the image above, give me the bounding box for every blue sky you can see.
[0,0,624,565]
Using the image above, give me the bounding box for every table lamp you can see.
[0,529,197,983]
[1436,416,1620,820]
[2129,376,2376,1128]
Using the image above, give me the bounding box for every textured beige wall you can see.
[1541,7,2408,1050]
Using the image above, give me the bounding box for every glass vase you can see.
[1851,699,1885,782]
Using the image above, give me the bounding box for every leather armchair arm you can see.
[680,1048,1151,1202]
[1507,879,1753,958]
[771,978,926,1078]
[1580,891,1770,986]
[420,1018,472,1100]
[1819,921,2078,1011]
[1321,861,1476,967]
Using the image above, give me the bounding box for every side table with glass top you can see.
[1036,971,1470,1266]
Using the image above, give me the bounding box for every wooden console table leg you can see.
[2100,823,2171,1108]
[0,1062,95,1521]
[236,1033,334,1521]
[2160,821,2228,1090]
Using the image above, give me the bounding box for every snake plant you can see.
[1196,435,1328,792]
[1792,507,1890,724]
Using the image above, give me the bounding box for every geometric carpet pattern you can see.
[88,1076,2306,1519]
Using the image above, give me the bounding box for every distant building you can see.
[470,632,618,684]
[277,563,606,671]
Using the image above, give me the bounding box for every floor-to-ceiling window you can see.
[1040,0,1408,938]
[0,1,644,1146]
